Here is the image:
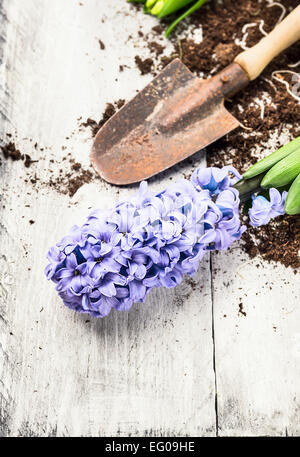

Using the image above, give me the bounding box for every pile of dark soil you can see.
[243,215,300,269]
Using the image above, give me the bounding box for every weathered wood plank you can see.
[1,0,299,438]
[0,0,215,437]
[212,248,300,436]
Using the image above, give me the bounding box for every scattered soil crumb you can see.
[71,162,81,171]
[134,55,154,75]
[24,154,33,168]
[1,142,23,161]
[98,39,105,50]
[1,142,34,168]
[152,25,164,35]
[82,99,125,137]
[66,169,94,197]
[1,138,98,198]
[148,41,164,58]
[186,276,197,291]
[239,303,247,317]
[47,158,96,197]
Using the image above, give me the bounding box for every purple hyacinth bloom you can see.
[108,204,144,251]
[57,225,88,255]
[81,243,122,280]
[45,246,66,280]
[55,254,91,294]
[191,166,242,194]
[83,289,119,318]
[249,188,287,227]
[126,251,150,280]
[45,166,248,319]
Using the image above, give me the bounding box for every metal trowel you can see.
[91,5,300,185]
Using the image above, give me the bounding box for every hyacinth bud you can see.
[261,149,300,189]
[145,0,156,9]
[151,0,165,15]
[243,136,300,180]
[285,173,300,215]
[145,0,195,17]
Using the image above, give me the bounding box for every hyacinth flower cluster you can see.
[45,165,289,318]
[45,167,244,317]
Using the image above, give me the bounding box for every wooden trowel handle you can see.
[234,5,300,81]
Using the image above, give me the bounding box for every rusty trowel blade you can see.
[91,59,249,185]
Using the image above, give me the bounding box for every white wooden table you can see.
[0,0,299,437]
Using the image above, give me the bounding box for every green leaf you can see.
[285,173,300,215]
[165,0,209,36]
[261,149,300,189]
[243,136,300,180]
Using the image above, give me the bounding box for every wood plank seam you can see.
[210,253,219,437]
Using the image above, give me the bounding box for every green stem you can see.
[234,174,265,203]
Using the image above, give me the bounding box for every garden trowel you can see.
[91,5,300,185]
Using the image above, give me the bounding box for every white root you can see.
[266,1,286,25]
[237,22,261,50]
[241,22,258,34]
[236,2,286,50]
[239,122,253,131]
[262,77,277,93]
[255,99,265,120]
[234,38,249,51]
[271,70,300,103]
[288,61,300,69]
[235,23,258,50]
[258,20,268,37]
